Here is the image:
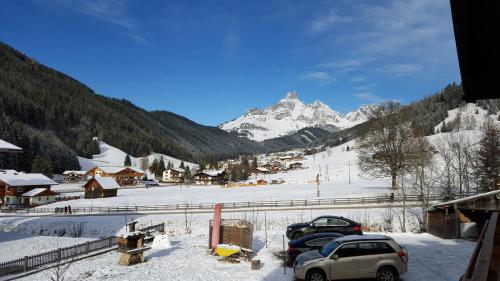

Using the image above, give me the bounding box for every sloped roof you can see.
[433,190,500,208]
[21,188,57,197]
[90,166,145,175]
[0,169,19,175]
[203,170,225,177]
[62,170,87,175]
[92,177,120,190]
[170,168,185,173]
[0,173,58,187]
[0,139,22,152]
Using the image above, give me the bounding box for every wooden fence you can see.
[14,193,474,215]
[0,237,117,278]
[0,222,165,278]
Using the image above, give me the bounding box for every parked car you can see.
[293,234,408,281]
[286,232,343,265]
[286,216,362,240]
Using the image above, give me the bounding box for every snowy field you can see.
[0,232,94,262]
[40,139,392,209]
[11,223,474,281]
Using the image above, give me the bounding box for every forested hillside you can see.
[0,42,260,172]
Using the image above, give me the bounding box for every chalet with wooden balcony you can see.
[193,170,227,185]
[85,166,145,186]
[162,168,185,183]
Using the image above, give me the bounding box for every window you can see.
[306,238,333,247]
[328,218,349,226]
[376,242,396,254]
[335,243,358,258]
[358,242,378,256]
[313,218,329,226]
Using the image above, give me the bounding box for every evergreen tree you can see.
[124,154,131,166]
[179,161,185,169]
[158,157,166,178]
[184,165,192,181]
[476,120,500,191]
[150,158,159,178]
[31,156,53,177]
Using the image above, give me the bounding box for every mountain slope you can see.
[219,92,380,141]
[0,42,268,172]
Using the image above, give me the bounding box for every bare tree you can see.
[357,102,416,190]
[139,157,149,175]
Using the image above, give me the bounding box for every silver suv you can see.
[294,235,408,281]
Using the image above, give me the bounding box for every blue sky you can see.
[0,0,461,126]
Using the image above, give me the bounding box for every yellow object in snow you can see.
[215,244,241,257]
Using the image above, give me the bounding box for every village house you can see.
[256,179,268,186]
[427,190,500,239]
[62,170,87,182]
[288,162,303,170]
[82,177,120,198]
[251,167,271,175]
[0,138,22,153]
[20,188,59,207]
[162,168,185,183]
[0,173,58,206]
[193,170,227,185]
[85,166,145,186]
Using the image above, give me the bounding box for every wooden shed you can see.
[427,190,500,239]
[208,219,253,250]
[83,177,119,199]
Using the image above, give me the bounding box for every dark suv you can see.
[286,216,362,240]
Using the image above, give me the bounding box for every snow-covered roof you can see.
[21,188,57,197]
[255,167,270,172]
[93,177,120,190]
[0,173,58,187]
[202,170,225,177]
[170,168,185,173]
[62,170,87,175]
[433,190,500,208]
[0,169,19,175]
[91,166,144,174]
[0,139,22,152]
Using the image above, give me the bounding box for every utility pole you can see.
[316,173,320,198]
[348,161,351,184]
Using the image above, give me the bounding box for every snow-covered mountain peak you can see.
[219,91,380,141]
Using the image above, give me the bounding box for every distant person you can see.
[64,205,68,214]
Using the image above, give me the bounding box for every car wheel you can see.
[306,269,326,281]
[377,266,399,281]
[292,232,303,240]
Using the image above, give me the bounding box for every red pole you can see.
[210,203,223,251]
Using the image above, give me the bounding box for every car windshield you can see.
[319,240,341,257]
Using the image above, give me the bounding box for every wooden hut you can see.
[83,177,119,199]
[427,190,500,239]
[208,219,253,250]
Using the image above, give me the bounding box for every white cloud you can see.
[299,71,335,85]
[354,92,382,102]
[350,76,366,83]
[310,8,351,33]
[50,0,151,46]
[377,64,423,77]
[316,59,362,69]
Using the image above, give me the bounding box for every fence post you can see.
[58,248,62,262]
[86,241,90,253]
[23,256,28,272]
[108,237,112,248]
